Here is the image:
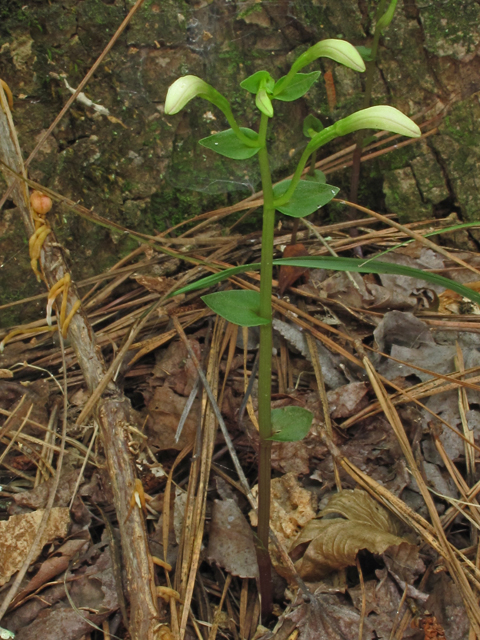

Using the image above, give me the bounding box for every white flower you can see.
[256,88,274,118]
[164,75,211,115]
[293,39,366,74]
[335,106,421,137]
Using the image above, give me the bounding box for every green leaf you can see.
[274,71,321,102]
[268,406,313,442]
[273,179,339,217]
[171,256,480,308]
[240,71,275,94]
[356,45,374,62]
[201,290,270,327]
[304,169,327,183]
[199,128,261,159]
[303,114,324,138]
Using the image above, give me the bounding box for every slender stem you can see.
[213,92,261,148]
[349,0,387,208]
[256,111,275,618]
[274,126,338,206]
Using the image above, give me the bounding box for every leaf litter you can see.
[2,111,480,640]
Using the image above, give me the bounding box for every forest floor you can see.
[1,183,480,640]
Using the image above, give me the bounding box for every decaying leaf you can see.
[250,473,317,580]
[327,382,369,419]
[207,498,258,578]
[291,489,411,581]
[278,244,310,295]
[146,384,200,450]
[0,507,70,586]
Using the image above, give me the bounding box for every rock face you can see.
[1,0,480,320]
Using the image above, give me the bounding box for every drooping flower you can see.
[335,105,421,137]
[291,39,366,75]
[164,75,212,115]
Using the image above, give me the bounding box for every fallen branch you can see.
[0,51,162,640]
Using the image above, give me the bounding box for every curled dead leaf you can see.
[291,489,411,581]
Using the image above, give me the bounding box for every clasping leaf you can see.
[199,128,261,159]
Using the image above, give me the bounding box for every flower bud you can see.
[30,190,53,215]
[164,75,212,115]
[255,88,274,118]
[377,0,398,31]
[292,39,366,75]
[335,106,421,138]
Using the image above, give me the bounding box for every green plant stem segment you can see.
[256,112,275,616]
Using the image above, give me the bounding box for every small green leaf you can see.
[240,71,275,94]
[268,406,313,442]
[304,169,327,183]
[199,128,261,159]
[273,179,339,217]
[274,71,321,102]
[201,290,270,327]
[356,45,374,62]
[303,114,324,138]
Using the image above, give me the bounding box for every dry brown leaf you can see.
[131,273,172,294]
[146,384,200,450]
[207,498,258,579]
[250,473,317,580]
[291,489,410,581]
[278,244,309,295]
[0,507,70,586]
[319,489,402,535]
[327,383,369,419]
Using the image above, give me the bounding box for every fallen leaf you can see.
[207,498,258,578]
[278,244,309,296]
[250,473,317,580]
[152,338,201,396]
[131,273,172,294]
[0,508,70,586]
[291,489,411,581]
[146,383,200,450]
[14,537,89,601]
[327,383,369,419]
[11,469,81,511]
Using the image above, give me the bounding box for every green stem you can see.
[349,0,387,231]
[274,125,338,206]
[212,91,261,148]
[256,111,275,618]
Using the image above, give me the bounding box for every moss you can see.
[418,0,480,60]
[237,4,264,20]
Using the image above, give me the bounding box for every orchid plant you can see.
[163,38,476,616]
